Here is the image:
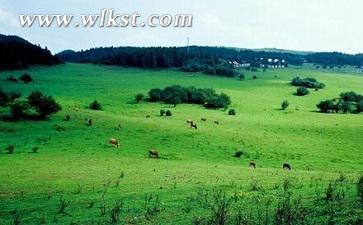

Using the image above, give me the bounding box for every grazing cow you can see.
[146,115,150,118]
[214,121,220,125]
[201,118,207,121]
[88,118,93,126]
[109,138,120,147]
[64,115,70,121]
[283,163,292,170]
[191,122,198,129]
[249,161,256,168]
[149,149,159,158]
[187,119,193,124]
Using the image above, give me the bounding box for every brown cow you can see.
[149,149,159,158]
[109,138,120,147]
[249,161,256,169]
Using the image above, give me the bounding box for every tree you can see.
[281,100,289,110]
[148,88,162,102]
[89,100,102,110]
[296,87,309,96]
[228,109,236,115]
[10,101,29,119]
[317,100,334,113]
[19,73,33,83]
[357,100,363,113]
[135,93,144,103]
[160,109,166,116]
[165,110,172,116]
[28,91,61,118]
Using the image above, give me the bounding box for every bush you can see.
[148,85,231,110]
[10,101,29,119]
[281,100,289,110]
[291,76,325,89]
[357,100,363,113]
[165,110,172,116]
[135,93,144,103]
[6,145,14,154]
[6,76,18,83]
[228,109,236,115]
[358,175,363,205]
[160,109,166,116]
[296,87,309,96]
[252,75,257,79]
[89,100,102,110]
[317,100,335,113]
[19,73,33,83]
[0,89,21,106]
[28,91,62,118]
[238,73,245,80]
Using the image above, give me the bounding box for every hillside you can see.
[0,34,59,70]
[0,63,362,224]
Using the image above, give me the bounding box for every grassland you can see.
[0,63,362,224]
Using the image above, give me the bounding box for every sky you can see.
[0,0,362,54]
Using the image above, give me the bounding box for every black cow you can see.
[283,163,292,170]
[249,161,256,168]
[191,122,198,129]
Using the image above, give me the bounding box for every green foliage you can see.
[317,91,363,114]
[204,62,237,77]
[10,101,29,119]
[228,109,236,115]
[160,109,166,116]
[19,73,33,83]
[281,100,289,110]
[238,73,245,80]
[6,145,15,154]
[0,88,20,106]
[148,85,231,109]
[291,76,325,89]
[89,100,102,110]
[28,91,62,118]
[165,110,172,116]
[358,175,363,205]
[135,93,144,103]
[296,87,309,96]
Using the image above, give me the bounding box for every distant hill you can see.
[57,45,363,69]
[0,34,60,70]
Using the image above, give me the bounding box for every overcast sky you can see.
[0,0,362,54]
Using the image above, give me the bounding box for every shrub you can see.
[291,76,325,89]
[148,88,162,102]
[19,73,33,83]
[296,87,309,96]
[165,110,172,116]
[252,75,257,79]
[357,100,363,113]
[89,100,102,110]
[135,93,144,103]
[317,100,335,113]
[358,175,363,205]
[6,76,18,83]
[228,109,236,115]
[160,109,166,116]
[148,85,232,110]
[281,100,289,110]
[10,101,29,119]
[6,145,15,154]
[238,73,245,80]
[32,147,39,153]
[0,89,21,106]
[28,91,62,118]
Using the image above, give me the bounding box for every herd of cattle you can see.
[64,110,292,171]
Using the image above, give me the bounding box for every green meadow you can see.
[0,63,362,224]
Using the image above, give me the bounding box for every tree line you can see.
[145,85,231,109]
[0,34,59,70]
